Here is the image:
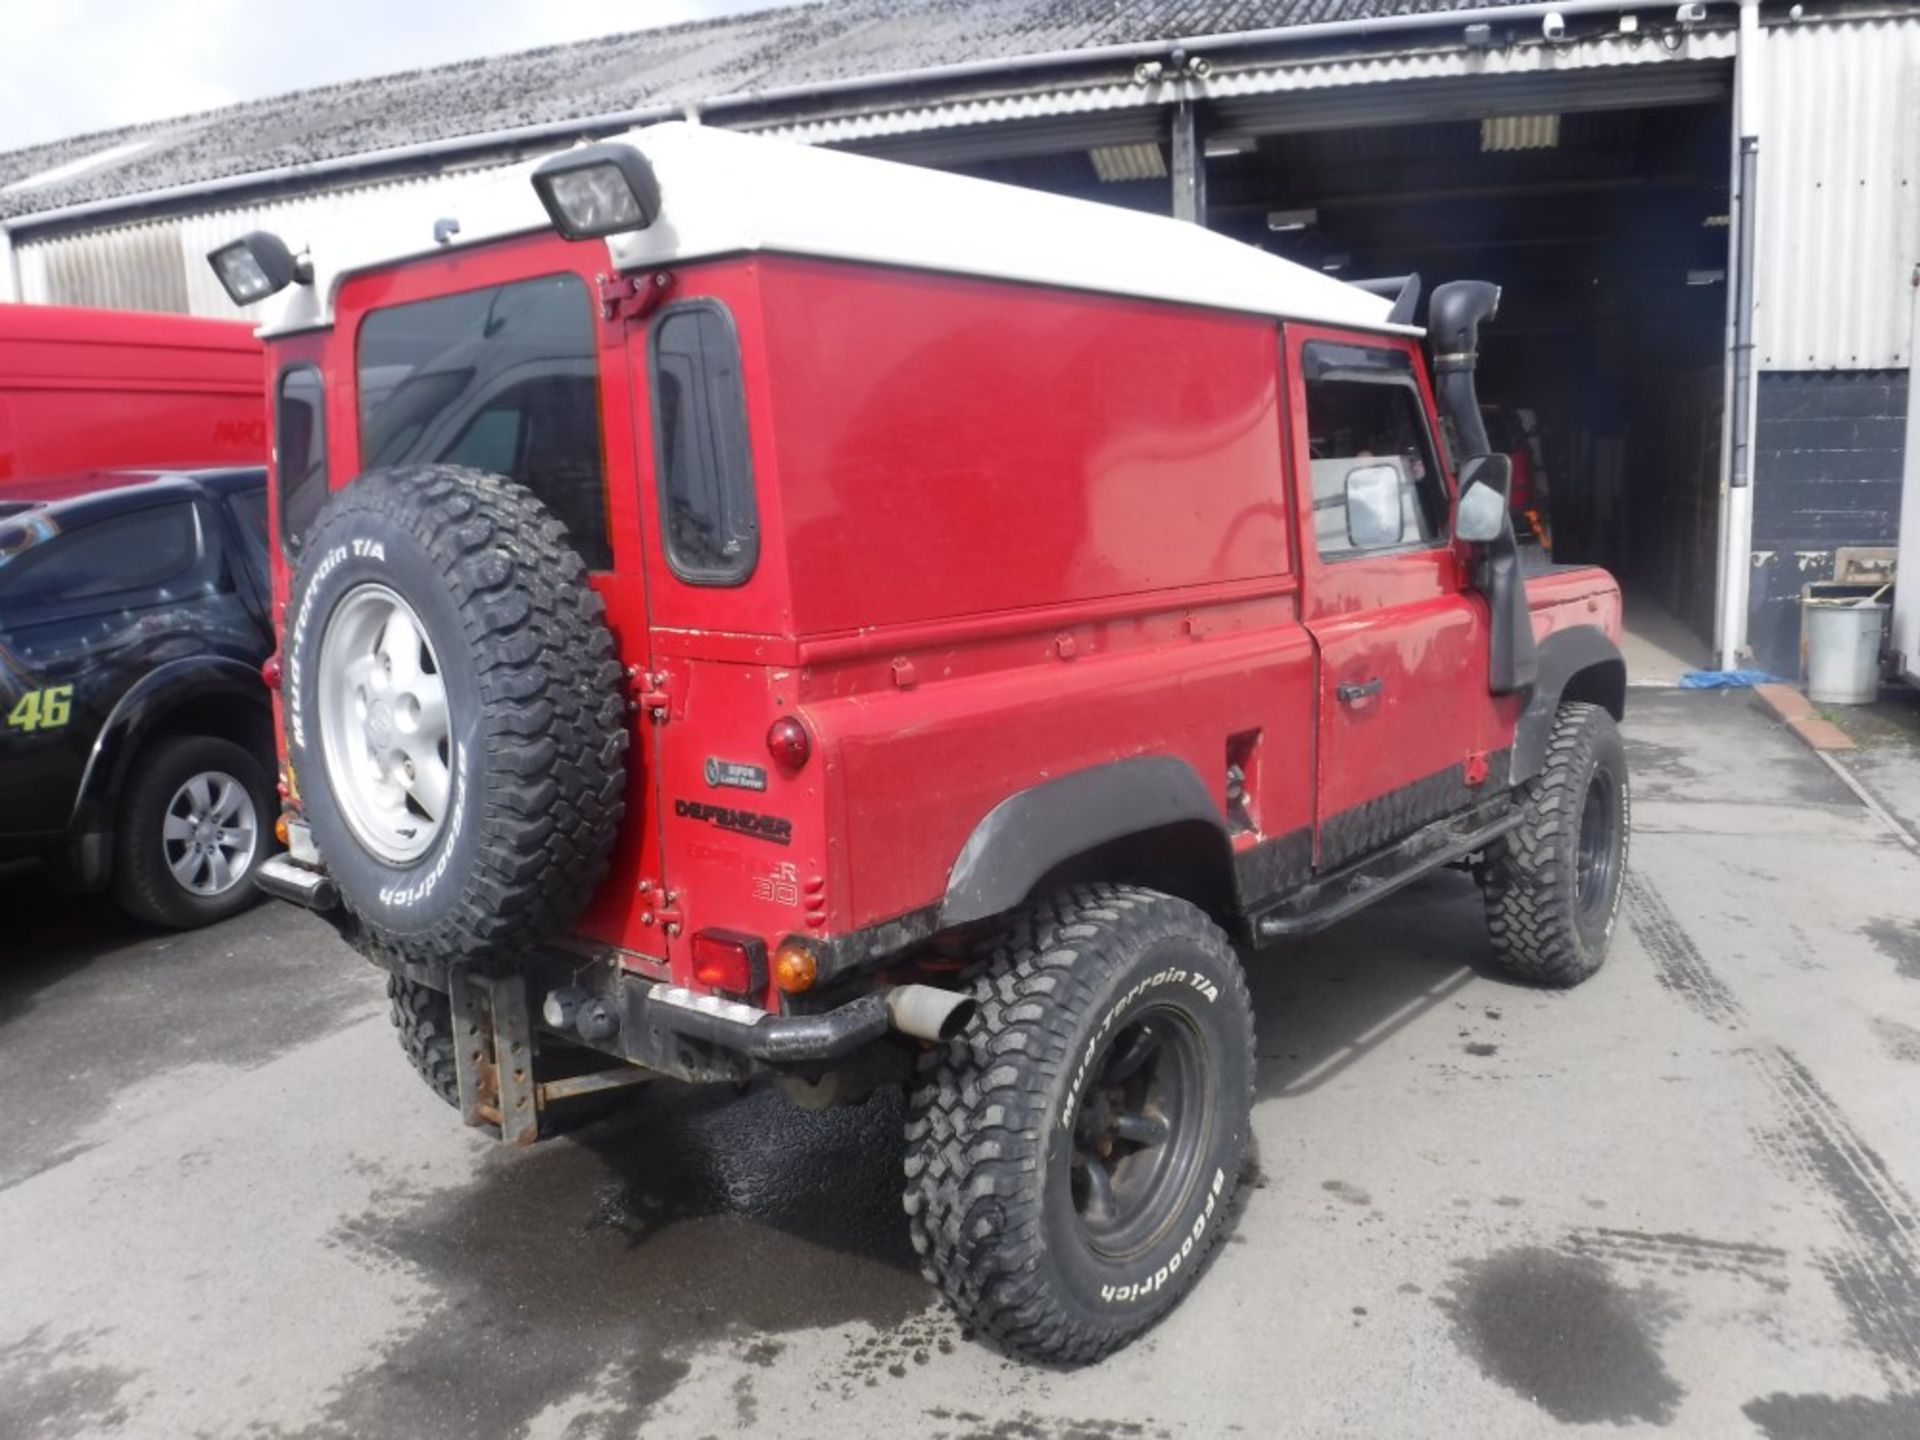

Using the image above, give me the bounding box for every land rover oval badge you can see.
[704,757,768,792]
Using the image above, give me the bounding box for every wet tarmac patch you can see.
[1863,918,1920,981]
[1743,1390,1920,1439]
[304,1078,930,1439]
[1321,1180,1371,1207]
[0,1325,142,1440]
[1439,1246,1683,1425]
[1463,1042,1498,1058]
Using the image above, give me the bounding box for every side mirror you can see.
[1344,463,1405,549]
[1453,453,1513,544]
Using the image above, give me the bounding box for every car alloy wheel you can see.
[162,770,260,896]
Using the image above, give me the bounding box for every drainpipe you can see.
[1170,93,1207,225]
[1715,0,1763,669]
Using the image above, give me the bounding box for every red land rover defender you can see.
[223,124,1629,1364]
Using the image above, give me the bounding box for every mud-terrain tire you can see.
[388,976,460,1108]
[1479,701,1629,986]
[112,734,274,929]
[904,885,1255,1364]
[283,466,627,968]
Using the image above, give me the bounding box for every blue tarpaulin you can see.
[1678,670,1778,689]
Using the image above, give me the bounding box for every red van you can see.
[0,303,265,485]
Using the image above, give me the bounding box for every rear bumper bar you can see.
[256,855,962,1075]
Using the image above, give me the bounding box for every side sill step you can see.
[1253,808,1520,942]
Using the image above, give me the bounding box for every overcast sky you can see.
[0,0,811,152]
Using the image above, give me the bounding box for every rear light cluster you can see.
[690,930,767,997]
[690,932,821,997]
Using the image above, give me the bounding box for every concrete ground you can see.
[4,689,1919,1440]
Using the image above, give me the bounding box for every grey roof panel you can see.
[0,0,1538,222]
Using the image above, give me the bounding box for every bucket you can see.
[1804,598,1887,705]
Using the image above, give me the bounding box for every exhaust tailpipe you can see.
[886,984,976,1042]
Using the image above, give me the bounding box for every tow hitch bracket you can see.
[450,971,541,1147]
[450,970,656,1145]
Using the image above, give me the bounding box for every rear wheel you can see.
[904,885,1255,1364]
[1478,701,1630,986]
[111,735,272,929]
[388,975,459,1108]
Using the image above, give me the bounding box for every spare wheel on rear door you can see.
[283,465,629,966]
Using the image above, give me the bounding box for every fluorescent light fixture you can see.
[1266,207,1318,233]
[1702,213,1732,227]
[532,142,662,240]
[1204,136,1257,157]
[1686,268,1727,286]
[1481,114,1561,152]
[1088,143,1167,182]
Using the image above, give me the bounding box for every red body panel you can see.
[0,304,265,484]
[268,233,1622,1010]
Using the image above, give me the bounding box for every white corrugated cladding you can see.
[1754,13,1920,372]
[13,166,514,321]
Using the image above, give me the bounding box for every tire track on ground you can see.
[1626,872,1920,1385]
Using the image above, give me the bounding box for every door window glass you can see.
[0,501,212,611]
[276,365,328,556]
[1303,342,1449,558]
[357,274,612,569]
[648,300,758,586]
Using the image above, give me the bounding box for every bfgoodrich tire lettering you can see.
[904,884,1256,1364]
[1478,701,1630,986]
[284,466,627,966]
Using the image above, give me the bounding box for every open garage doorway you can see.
[1209,101,1733,679]
[938,74,1734,682]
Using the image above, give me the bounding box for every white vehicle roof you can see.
[258,121,1405,338]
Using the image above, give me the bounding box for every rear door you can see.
[341,251,664,959]
[1284,326,1498,871]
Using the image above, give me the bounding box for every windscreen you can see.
[356,274,612,569]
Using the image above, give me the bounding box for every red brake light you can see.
[767,716,811,770]
[691,930,765,996]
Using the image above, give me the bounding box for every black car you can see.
[0,467,276,927]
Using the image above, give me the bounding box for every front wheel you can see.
[904,885,1255,1364]
[1479,701,1630,986]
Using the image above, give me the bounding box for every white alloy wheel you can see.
[315,583,453,864]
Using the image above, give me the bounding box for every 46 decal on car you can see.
[6,684,74,733]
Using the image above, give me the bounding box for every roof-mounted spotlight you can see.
[206,230,309,307]
[532,142,662,241]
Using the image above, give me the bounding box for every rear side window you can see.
[0,501,214,612]
[356,274,612,569]
[276,365,328,556]
[1302,342,1449,558]
[649,301,757,586]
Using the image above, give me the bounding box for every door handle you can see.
[1337,678,1384,705]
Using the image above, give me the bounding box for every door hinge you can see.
[627,667,671,722]
[597,270,674,323]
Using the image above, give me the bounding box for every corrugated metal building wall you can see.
[1743,11,1919,674]
[12,168,511,320]
[1754,13,1919,372]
